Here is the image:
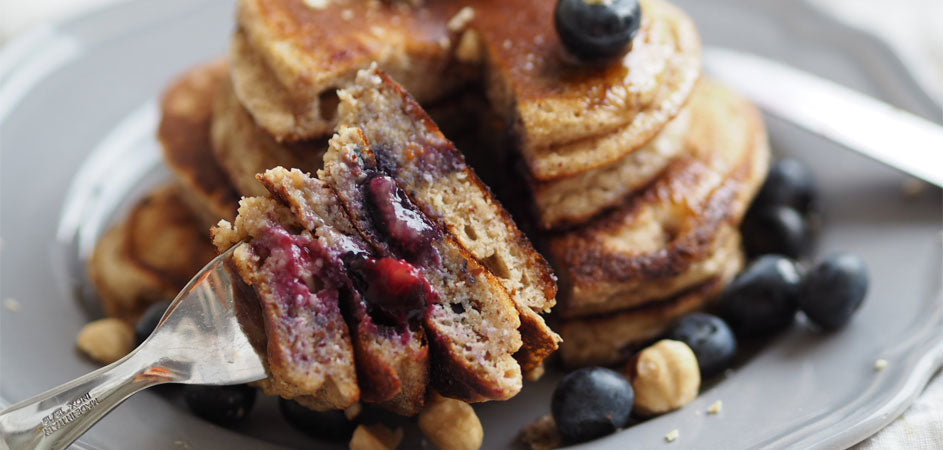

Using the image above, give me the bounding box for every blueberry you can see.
[666,313,737,378]
[756,158,817,214]
[720,255,801,336]
[278,397,356,441]
[798,253,869,330]
[555,0,641,61]
[551,367,634,443]
[183,384,256,426]
[741,205,809,259]
[135,300,172,345]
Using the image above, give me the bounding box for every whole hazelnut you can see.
[625,339,700,416]
[76,318,135,364]
[418,392,483,450]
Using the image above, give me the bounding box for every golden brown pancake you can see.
[157,60,240,226]
[210,74,327,197]
[548,78,769,320]
[529,106,692,229]
[230,0,700,183]
[557,234,742,367]
[87,184,218,323]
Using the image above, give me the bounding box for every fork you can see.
[0,245,266,450]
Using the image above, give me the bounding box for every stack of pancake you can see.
[88,0,769,377]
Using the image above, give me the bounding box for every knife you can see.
[703,47,943,187]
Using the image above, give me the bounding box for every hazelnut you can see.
[418,392,483,450]
[76,318,135,364]
[625,339,700,416]
[349,424,403,450]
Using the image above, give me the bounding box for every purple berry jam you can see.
[364,174,441,264]
[346,255,433,328]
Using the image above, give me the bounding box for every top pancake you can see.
[232,0,700,180]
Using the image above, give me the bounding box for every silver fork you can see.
[0,245,266,450]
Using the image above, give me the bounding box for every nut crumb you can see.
[438,36,451,50]
[664,429,679,442]
[706,400,722,414]
[874,359,888,371]
[345,402,362,420]
[455,29,482,64]
[518,414,562,450]
[446,6,475,32]
[302,0,329,9]
[3,297,21,312]
[502,39,512,50]
[341,9,354,21]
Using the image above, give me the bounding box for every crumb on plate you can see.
[706,400,722,414]
[4,297,20,312]
[664,429,679,442]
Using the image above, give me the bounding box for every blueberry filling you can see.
[364,173,441,264]
[345,254,433,329]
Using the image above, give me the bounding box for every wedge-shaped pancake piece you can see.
[321,128,523,401]
[257,168,430,415]
[331,66,559,375]
[232,0,699,180]
[88,184,217,323]
[213,195,360,410]
[211,74,327,197]
[157,60,239,226]
[558,231,742,367]
[549,79,770,318]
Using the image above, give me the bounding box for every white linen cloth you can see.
[1,0,941,448]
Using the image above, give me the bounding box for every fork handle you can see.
[0,349,164,450]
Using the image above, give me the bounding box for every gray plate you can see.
[1,0,941,448]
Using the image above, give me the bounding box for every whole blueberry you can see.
[756,158,818,214]
[798,253,869,330]
[666,313,737,378]
[278,397,356,441]
[134,300,172,345]
[555,0,642,61]
[720,255,801,336]
[183,384,256,426]
[551,367,634,443]
[741,205,809,259]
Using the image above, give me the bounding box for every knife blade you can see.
[703,47,943,187]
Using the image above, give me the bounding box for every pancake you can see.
[557,233,742,367]
[230,0,700,181]
[529,106,691,229]
[548,78,770,319]
[87,184,218,323]
[211,74,327,197]
[330,66,560,376]
[158,60,240,226]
